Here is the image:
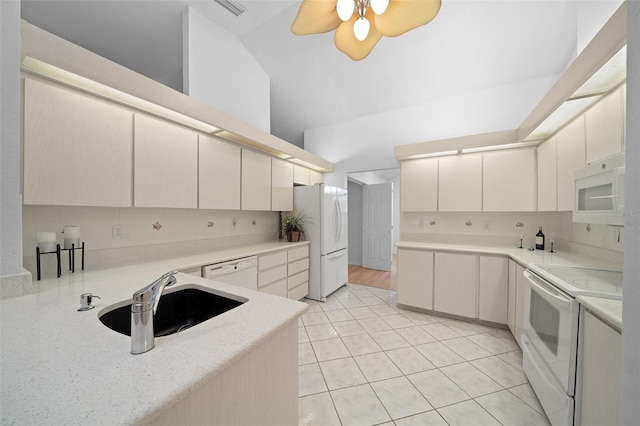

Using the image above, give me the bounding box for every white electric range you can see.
[521,264,622,426]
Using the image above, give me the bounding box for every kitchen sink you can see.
[99,285,246,337]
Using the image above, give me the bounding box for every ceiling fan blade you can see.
[291,0,342,35]
[374,0,441,37]
[334,9,383,61]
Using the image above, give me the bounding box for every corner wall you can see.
[183,7,270,132]
[621,1,640,422]
[0,0,25,278]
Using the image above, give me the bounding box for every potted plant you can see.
[281,209,304,242]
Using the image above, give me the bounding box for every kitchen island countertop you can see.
[0,241,309,425]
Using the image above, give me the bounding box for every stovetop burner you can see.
[529,264,623,299]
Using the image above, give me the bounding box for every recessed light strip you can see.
[22,56,220,134]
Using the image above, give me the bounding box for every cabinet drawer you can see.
[288,270,308,290]
[258,264,287,287]
[288,246,309,262]
[288,258,309,276]
[288,281,308,300]
[260,279,287,298]
[258,251,287,271]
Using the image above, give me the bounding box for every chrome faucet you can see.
[131,270,178,355]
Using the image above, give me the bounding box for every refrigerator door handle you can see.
[336,200,342,243]
[333,199,340,244]
[327,249,347,259]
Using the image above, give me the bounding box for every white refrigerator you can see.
[294,183,348,301]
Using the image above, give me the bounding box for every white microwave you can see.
[574,153,625,226]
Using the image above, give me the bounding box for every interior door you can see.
[362,182,393,271]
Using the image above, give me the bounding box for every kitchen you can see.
[1,1,639,425]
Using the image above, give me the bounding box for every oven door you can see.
[522,270,580,395]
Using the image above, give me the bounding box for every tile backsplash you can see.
[23,205,280,278]
[400,211,623,266]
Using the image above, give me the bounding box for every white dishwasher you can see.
[202,256,258,291]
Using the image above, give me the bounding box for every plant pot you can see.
[287,231,301,242]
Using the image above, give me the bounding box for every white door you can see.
[362,183,392,271]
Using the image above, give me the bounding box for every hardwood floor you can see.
[348,255,397,291]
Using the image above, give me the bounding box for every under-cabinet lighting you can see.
[461,141,538,154]
[22,56,220,134]
[525,97,599,141]
[288,157,328,172]
[402,150,459,160]
[524,45,626,142]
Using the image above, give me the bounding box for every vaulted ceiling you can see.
[22,1,601,148]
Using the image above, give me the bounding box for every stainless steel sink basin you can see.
[99,285,246,337]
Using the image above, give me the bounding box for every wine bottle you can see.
[535,226,545,250]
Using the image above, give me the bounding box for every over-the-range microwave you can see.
[574,152,625,226]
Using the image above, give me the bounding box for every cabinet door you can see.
[272,159,294,211]
[241,150,272,211]
[198,135,241,210]
[438,154,482,212]
[23,78,133,207]
[400,158,438,212]
[396,249,434,310]
[434,252,477,318]
[585,87,624,164]
[134,114,198,208]
[478,256,508,324]
[293,165,310,186]
[579,311,621,426]
[556,117,586,211]
[537,137,557,211]
[483,148,536,212]
[514,264,527,347]
[309,170,324,185]
[507,260,516,334]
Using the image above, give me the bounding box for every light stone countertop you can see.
[0,241,309,425]
[577,296,623,332]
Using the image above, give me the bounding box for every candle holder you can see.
[36,242,85,281]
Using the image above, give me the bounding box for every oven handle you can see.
[523,270,577,312]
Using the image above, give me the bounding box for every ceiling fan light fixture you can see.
[336,0,354,22]
[292,0,441,60]
[353,17,370,41]
[370,0,389,15]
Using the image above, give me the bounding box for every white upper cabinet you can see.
[400,158,438,212]
[556,116,586,211]
[293,165,310,186]
[272,158,294,211]
[483,148,536,212]
[537,137,557,211]
[585,86,624,163]
[242,149,272,211]
[309,170,324,185]
[438,154,482,212]
[198,135,241,210]
[23,78,133,207]
[134,114,198,208]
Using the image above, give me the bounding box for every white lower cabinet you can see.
[287,245,309,300]
[478,256,508,324]
[434,252,477,318]
[514,263,527,346]
[257,246,309,300]
[578,310,621,426]
[397,249,434,310]
[507,260,517,334]
[397,248,512,325]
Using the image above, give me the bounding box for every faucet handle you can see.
[78,293,100,311]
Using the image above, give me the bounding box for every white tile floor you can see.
[298,283,550,426]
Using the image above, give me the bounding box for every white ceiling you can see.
[21,0,585,148]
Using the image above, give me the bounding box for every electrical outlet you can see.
[483,221,491,231]
[112,225,123,240]
[610,227,621,243]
